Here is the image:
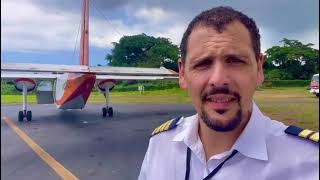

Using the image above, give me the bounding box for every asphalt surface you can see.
[1,104,195,180]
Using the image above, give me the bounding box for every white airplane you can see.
[1,0,178,122]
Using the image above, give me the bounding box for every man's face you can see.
[179,21,264,132]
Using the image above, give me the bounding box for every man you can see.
[138,6,319,180]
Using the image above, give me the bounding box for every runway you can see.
[1,104,195,180]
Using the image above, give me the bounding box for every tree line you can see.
[106,34,319,80]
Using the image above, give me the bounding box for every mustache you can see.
[201,86,241,102]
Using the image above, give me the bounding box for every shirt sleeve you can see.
[138,141,151,180]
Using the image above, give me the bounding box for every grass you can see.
[89,89,191,104]
[1,95,37,104]
[1,87,319,131]
[254,87,319,131]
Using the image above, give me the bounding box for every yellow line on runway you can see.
[2,117,79,180]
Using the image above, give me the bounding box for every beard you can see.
[201,108,242,132]
[200,86,242,132]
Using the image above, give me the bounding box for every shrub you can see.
[261,80,310,88]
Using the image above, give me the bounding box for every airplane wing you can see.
[1,63,178,77]
[1,63,178,83]
[1,71,177,83]
[96,75,177,80]
[1,71,58,82]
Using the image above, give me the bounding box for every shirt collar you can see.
[173,114,197,143]
[173,102,268,161]
[232,102,268,161]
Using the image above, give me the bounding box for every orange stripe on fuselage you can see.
[56,73,96,107]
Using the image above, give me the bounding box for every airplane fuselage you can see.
[53,73,116,110]
[54,73,96,109]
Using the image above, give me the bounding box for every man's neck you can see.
[198,116,249,161]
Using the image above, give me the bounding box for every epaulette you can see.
[285,125,319,143]
[151,116,182,137]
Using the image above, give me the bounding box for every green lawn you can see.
[254,87,319,131]
[1,87,318,131]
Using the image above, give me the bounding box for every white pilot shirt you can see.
[138,102,319,180]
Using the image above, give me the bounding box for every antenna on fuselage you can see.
[80,0,89,66]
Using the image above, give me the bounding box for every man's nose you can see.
[208,63,230,87]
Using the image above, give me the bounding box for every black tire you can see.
[108,107,113,117]
[18,111,24,122]
[26,111,32,121]
[316,93,319,98]
[102,107,107,117]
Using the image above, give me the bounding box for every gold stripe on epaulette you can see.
[157,119,173,133]
[158,121,170,132]
[309,132,319,142]
[298,129,314,138]
[155,125,163,134]
[152,126,161,136]
[152,123,166,136]
[162,120,173,131]
[151,119,174,136]
[163,120,173,131]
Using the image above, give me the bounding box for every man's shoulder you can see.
[284,125,319,144]
[266,120,319,153]
[263,120,318,169]
[150,116,183,137]
[149,115,195,140]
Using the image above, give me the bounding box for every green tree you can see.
[265,69,293,80]
[265,38,319,80]
[106,33,180,72]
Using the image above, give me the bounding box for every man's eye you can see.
[194,59,211,69]
[227,57,245,64]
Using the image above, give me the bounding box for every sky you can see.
[1,0,319,66]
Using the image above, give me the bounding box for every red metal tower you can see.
[80,0,89,66]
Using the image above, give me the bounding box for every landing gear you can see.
[102,107,107,117]
[18,83,32,122]
[18,111,24,122]
[102,90,113,118]
[18,110,32,122]
[102,107,113,117]
[107,107,113,117]
[26,111,32,121]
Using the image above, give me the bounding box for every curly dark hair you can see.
[180,6,261,63]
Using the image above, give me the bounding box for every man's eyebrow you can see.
[189,52,250,65]
[225,54,249,59]
[225,52,249,59]
[190,55,214,65]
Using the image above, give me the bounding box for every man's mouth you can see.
[205,94,237,110]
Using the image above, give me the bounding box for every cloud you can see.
[1,0,184,52]
[89,13,186,49]
[1,0,81,51]
[1,0,318,54]
[292,29,319,49]
[133,6,175,23]
[154,24,187,45]
[89,18,136,48]
[30,0,129,12]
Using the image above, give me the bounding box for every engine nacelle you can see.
[97,79,116,93]
[14,78,36,92]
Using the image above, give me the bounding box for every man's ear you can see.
[257,54,265,87]
[178,59,187,89]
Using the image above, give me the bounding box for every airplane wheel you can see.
[107,107,113,117]
[18,111,24,122]
[26,111,32,121]
[102,107,107,117]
